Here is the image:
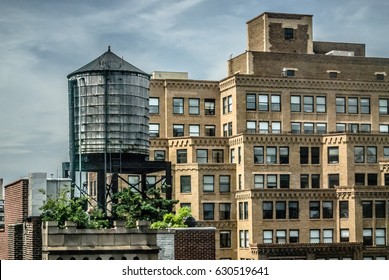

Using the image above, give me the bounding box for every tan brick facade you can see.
[147,12,389,260]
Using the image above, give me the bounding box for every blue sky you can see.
[1,0,389,185]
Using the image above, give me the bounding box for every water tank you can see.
[67,47,150,166]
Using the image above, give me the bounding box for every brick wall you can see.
[174,228,216,260]
[24,217,42,260]
[8,224,23,260]
[0,179,29,260]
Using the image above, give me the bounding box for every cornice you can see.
[236,189,337,200]
[220,75,389,92]
[164,80,219,90]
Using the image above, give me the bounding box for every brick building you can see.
[141,12,389,259]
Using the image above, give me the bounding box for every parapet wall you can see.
[41,221,166,260]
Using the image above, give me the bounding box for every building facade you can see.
[145,12,389,260]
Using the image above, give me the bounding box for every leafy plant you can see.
[111,187,179,228]
[40,190,108,229]
[150,206,192,229]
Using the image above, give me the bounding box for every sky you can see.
[1,0,389,185]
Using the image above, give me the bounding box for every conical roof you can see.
[67,46,148,78]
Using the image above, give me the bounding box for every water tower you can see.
[67,47,171,212]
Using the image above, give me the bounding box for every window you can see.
[328,174,339,188]
[212,150,224,163]
[360,124,371,133]
[254,146,264,164]
[220,231,231,248]
[380,124,389,133]
[376,229,386,246]
[205,125,215,136]
[219,203,231,220]
[279,147,289,164]
[362,201,373,218]
[349,123,359,133]
[310,230,320,243]
[271,95,281,111]
[254,174,264,189]
[336,123,346,132]
[267,175,277,188]
[154,150,165,161]
[177,149,187,163]
[230,148,235,163]
[291,122,301,134]
[196,149,208,163]
[247,121,256,133]
[363,228,373,245]
[173,124,184,137]
[379,98,389,115]
[322,201,333,219]
[375,201,386,218]
[263,201,273,219]
[189,125,200,136]
[180,203,191,209]
[203,203,214,220]
[300,174,309,188]
[303,122,314,134]
[328,147,339,163]
[263,230,273,244]
[316,96,326,113]
[280,174,290,189]
[291,96,301,112]
[266,147,277,164]
[360,98,370,114]
[228,122,232,136]
[276,230,287,244]
[354,146,364,163]
[311,147,320,164]
[367,146,377,163]
[259,121,269,134]
[149,123,160,137]
[149,97,159,114]
[239,230,249,248]
[180,176,191,193]
[329,71,338,79]
[367,173,377,186]
[173,98,184,114]
[289,230,299,243]
[223,97,227,114]
[246,94,256,110]
[258,95,268,111]
[355,173,365,185]
[340,201,349,218]
[219,176,230,193]
[309,201,320,219]
[311,174,320,188]
[276,201,286,219]
[316,123,327,134]
[227,96,232,112]
[239,202,249,220]
[340,229,349,242]
[204,99,215,115]
[189,98,199,115]
[288,201,299,219]
[284,28,294,39]
[348,97,358,114]
[300,147,309,164]
[303,96,314,113]
[336,97,346,113]
[323,229,333,243]
[203,175,214,192]
[272,121,281,133]
[376,73,386,80]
